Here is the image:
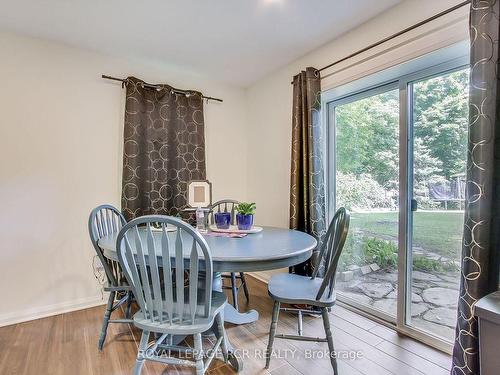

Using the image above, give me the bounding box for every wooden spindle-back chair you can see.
[116,215,228,375]
[88,204,134,350]
[265,207,350,374]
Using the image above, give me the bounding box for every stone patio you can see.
[337,268,460,340]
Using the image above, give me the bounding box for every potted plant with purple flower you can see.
[235,202,256,230]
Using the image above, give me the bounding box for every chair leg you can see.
[193,332,205,375]
[239,272,249,302]
[98,291,116,350]
[321,308,338,374]
[125,291,133,319]
[166,334,173,357]
[265,300,280,369]
[133,330,150,375]
[215,313,228,362]
[297,310,303,336]
[230,273,239,310]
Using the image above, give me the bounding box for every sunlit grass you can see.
[350,211,463,261]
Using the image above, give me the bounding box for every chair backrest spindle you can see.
[117,215,213,326]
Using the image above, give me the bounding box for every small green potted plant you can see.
[235,202,256,230]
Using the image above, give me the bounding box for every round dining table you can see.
[98,226,316,370]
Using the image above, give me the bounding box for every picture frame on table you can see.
[187,180,212,208]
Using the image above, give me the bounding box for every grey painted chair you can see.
[208,199,249,310]
[88,204,134,350]
[265,207,350,374]
[116,215,228,375]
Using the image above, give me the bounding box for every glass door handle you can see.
[411,199,418,212]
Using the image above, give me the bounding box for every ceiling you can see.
[0,0,402,87]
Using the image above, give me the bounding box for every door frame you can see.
[324,56,469,353]
[398,60,468,353]
[326,81,400,326]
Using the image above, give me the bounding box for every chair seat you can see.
[133,291,227,335]
[268,273,336,307]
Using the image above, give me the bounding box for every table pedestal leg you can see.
[212,272,244,372]
[213,272,259,324]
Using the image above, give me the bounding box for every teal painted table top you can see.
[98,226,316,273]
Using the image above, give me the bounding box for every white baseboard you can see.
[0,295,107,327]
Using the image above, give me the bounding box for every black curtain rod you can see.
[299,0,470,80]
[102,75,223,103]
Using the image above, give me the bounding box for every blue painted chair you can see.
[88,204,134,350]
[116,215,228,375]
[265,207,350,374]
[208,199,250,310]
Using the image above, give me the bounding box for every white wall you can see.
[245,0,468,229]
[0,32,248,326]
[0,0,470,324]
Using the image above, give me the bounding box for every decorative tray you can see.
[209,225,263,234]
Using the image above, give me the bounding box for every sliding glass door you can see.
[327,58,469,349]
[407,68,469,341]
[331,84,400,321]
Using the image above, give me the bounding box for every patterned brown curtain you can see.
[121,77,206,220]
[289,67,327,276]
[452,2,500,374]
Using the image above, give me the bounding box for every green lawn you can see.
[350,211,464,261]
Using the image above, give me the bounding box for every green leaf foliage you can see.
[235,202,256,215]
[335,69,469,209]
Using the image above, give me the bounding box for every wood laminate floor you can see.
[0,276,451,375]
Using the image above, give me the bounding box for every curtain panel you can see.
[289,67,327,276]
[121,77,206,220]
[452,1,500,374]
